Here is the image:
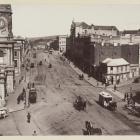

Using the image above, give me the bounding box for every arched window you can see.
[0,49,4,57]
[0,49,4,64]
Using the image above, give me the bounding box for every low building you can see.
[101,58,130,85]
[58,35,67,53]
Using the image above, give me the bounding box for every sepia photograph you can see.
[1,0,140,136]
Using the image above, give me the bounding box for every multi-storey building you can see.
[70,21,119,37]
[58,35,67,53]
[0,4,15,106]
[101,58,130,84]
[67,34,140,83]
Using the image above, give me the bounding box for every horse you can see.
[108,101,117,111]
[85,121,102,135]
[73,97,86,111]
[82,129,90,135]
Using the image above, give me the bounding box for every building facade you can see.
[70,21,119,37]
[67,34,140,82]
[0,4,15,106]
[58,35,67,53]
[101,58,130,85]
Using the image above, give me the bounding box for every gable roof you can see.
[122,30,140,35]
[102,58,129,66]
[94,25,118,31]
[74,22,90,29]
[73,21,119,31]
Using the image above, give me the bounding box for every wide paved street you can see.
[1,50,140,135]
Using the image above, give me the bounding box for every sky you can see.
[11,4,140,37]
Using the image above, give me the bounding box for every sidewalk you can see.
[7,70,30,113]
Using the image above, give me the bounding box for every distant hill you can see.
[28,35,59,45]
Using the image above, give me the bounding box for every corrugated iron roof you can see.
[102,58,129,66]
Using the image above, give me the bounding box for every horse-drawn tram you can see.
[29,87,37,103]
[99,91,117,111]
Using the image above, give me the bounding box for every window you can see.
[14,60,18,67]
[121,66,123,72]
[125,65,127,71]
[117,67,119,73]
[111,67,113,70]
[14,51,17,57]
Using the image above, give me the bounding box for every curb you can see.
[9,108,25,113]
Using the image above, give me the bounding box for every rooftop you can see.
[73,21,118,31]
[99,91,112,98]
[122,30,140,35]
[102,58,129,66]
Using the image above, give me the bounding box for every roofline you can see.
[0,40,16,44]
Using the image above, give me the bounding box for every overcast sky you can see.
[12,4,140,37]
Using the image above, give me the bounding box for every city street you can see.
[0,49,140,135]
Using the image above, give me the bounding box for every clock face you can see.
[0,18,6,30]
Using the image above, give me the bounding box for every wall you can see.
[121,44,139,64]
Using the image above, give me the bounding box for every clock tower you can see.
[0,4,15,106]
[0,4,13,40]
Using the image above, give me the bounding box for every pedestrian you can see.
[130,92,133,99]
[114,84,117,91]
[126,93,129,100]
[59,84,60,88]
[17,95,20,104]
[32,130,37,136]
[97,81,99,86]
[124,93,127,101]
[28,83,30,89]
[32,82,34,88]
[27,112,31,123]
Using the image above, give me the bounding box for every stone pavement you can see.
[6,71,29,113]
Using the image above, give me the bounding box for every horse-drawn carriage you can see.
[48,63,52,68]
[30,62,34,68]
[99,91,117,111]
[82,121,102,135]
[73,96,86,111]
[29,87,37,103]
[79,74,84,80]
[39,61,42,66]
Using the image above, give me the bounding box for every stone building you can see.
[58,35,67,53]
[70,21,119,37]
[67,35,140,82]
[0,4,15,106]
[101,58,130,85]
[13,38,26,75]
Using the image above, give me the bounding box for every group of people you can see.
[17,88,26,104]
[124,92,135,107]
